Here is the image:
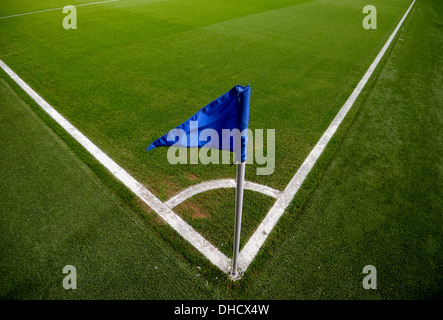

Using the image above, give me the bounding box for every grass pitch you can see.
[0,0,415,259]
[0,77,222,299]
[0,0,441,299]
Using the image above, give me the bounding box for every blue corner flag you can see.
[147,85,251,162]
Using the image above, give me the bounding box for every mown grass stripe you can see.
[239,0,417,272]
[0,57,232,274]
[0,0,119,20]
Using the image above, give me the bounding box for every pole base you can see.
[229,272,241,281]
[229,266,243,281]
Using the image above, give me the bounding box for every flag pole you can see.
[231,161,245,278]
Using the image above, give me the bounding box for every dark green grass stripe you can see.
[237,0,442,299]
[0,77,222,299]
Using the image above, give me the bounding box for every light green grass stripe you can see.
[0,0,118,19]
[239,0,417,272]
[0,58,232,274]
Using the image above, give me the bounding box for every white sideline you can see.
[238,0,417,272]
[0,0,415,279]
[0,59,231,274]
[164,179,282,209]
[0,0,119,20]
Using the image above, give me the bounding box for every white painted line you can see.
[238,0,417,273]
[244,181,282,199]
[0,58,232,274]
[0,0,119,20]
[164,179,282,209]
[0,0,416,280]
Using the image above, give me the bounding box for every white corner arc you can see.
[164,179,281,209]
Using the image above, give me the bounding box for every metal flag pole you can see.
[231,161,246,278]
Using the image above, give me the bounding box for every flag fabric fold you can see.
[147,85,251,162]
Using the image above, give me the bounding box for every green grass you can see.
[0,77,222,299]
[175,189,276,257]
[0,0,414,258]
[0,0,441,299]
[237,0,443,299]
